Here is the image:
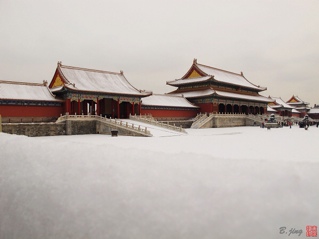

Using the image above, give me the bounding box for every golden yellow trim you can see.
[187,70,201,79]
[289,98,298,103]
[52,75,63,88]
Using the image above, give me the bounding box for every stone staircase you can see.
[191,113,210,129]
[129,114,186,133]
[56,114,152,137]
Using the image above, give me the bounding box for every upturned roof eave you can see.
[56,62,152,98]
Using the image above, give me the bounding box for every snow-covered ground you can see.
[0,125,318,239]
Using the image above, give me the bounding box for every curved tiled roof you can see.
[269,97,295,109]
[169,60,267,91]
[141,94,198,108]
[55,63,151,96]
[170,88,272,103]
[167,76,211,86]
[196,63,266,91]
[0,80,61,102]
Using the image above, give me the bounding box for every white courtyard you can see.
[0,125,318,239]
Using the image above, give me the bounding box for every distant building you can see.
[268,97,294,117]
[167,59,272,114]
[286,95,309,117]
[308,107,319,120]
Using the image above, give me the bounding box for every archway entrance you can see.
[241,105,248,114]
[234,104,239,113]
[249,106,254,114]
[226,104,232,113]
[255,106,260,115]
[219,104,225,113]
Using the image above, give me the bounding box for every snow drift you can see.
[0,126,318,239]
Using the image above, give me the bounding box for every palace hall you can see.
[49,62,152,119]
[167,59,272,115]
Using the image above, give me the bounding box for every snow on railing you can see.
[129,114,186,133]
[191,112,269,128]
[56,113,152,136]
[191,114,208,129]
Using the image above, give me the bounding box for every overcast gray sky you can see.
[1,0,318,105]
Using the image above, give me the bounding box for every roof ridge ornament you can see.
[58,61,62,66]
[241,71,244,76]
[193,58,197,64]
[120,70,124,75]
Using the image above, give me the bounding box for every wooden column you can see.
[78,99,81,114]
[96,98,100,115]
[117,100,120,118]
[212,103,218,113]
[131,103,135,115]
[65,99,71,114]
[112,100,114,118]
[139,102,141,115]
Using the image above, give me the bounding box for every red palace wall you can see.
[0,105,63,118]
[196,103,216,113]
[141,108,198,119]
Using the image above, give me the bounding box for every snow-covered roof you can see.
[167,60,266,91]
[269,97,295,109]
[267,106,277,112]
[0,80,61,102]
[170,89,215,98]
[308,108,319,114]
[291,108,301,114]
[196,63,265,90]
[141,94,199,108]
[287,95,309,105]
[294,106,310,110]
[214,90,272,102]
[167,76,211,86]
[55,63,151,96]
[170,88,272,103]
